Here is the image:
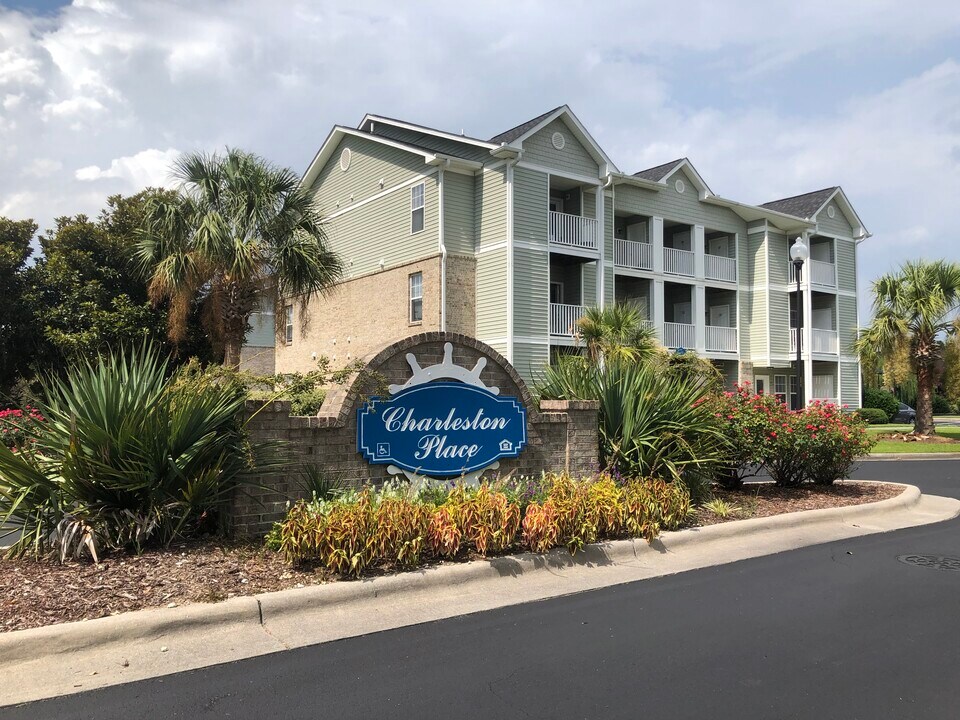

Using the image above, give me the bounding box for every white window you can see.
[790,375,799,409]
[774,375,787,405]
[411,183,425,233]
[284,305,293,345]
[409,272,423,323]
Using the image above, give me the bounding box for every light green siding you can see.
[371,125,491,163]
[767,231,790,285]
[311,135,429,214]
[325,174,438,278]
[513,167,548,247]
[614,170,747,235]
[513,246,549,338]
[443,171,476,256]
[523,118,599,177]
[582,189,596,218]
[835,238,857,293]
[513,342,549,386]
[816,205,854,238]
[837,295,859,355]
[476,168,508,248]
[769,289,791,357]
[245,310,275,347]
[582,262,598,307]
[604,197,615,305]
[840,362,861,408]
[475,247,508,341]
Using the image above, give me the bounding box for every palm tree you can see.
[138,149,343,367]
[856,260,960,435]
[575,302,658,364]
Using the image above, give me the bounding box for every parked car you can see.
[893,403,916,423]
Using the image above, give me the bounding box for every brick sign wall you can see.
[229,332,598,538]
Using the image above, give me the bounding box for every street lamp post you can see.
[789,238,809,410]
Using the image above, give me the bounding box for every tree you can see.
[0,218,38,399]
[574,303,658,364]
[856,260,960,435]
[138,149,343,368]
[27,190,213,369]
[943,334,960,409]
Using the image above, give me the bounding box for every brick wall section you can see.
[229,332,598,538]
[274,253,476,375]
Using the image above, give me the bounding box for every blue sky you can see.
[1,1,958,319]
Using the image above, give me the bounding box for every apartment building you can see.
[261,105,868,407]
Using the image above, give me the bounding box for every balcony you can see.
[549,211,598,251]
[790,328,839,354]
[704,253,736,283]
[663,247,695,277]
[705,326,737,353]
[614,239,653,271]
[550,302,585,336]
[663,322,695,350]
[789,259,836,288]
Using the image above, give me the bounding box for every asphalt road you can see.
[5,459,959,720]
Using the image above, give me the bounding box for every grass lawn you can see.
[867,423,960,453]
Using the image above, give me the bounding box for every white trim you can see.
[764,231,771,361]
[410,181,426,234]
[506,160,516,363]
[322,169,437,220]
[809,187,870,239]
[659,159,714,198]
[516,160,601,186]
[437,168,446,332]
[476,241,508,254]
[507,105,619,172]
[358,114,499,150]
[515,239,550,253]
[512,336,551,345]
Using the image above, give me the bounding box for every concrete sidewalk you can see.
[2,482,958,708]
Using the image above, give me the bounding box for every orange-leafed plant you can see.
[447,483,520,555]
[374,497,432,567]
[428,506,462,558]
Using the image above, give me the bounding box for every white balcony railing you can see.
[663,322,695,350]
[704,253,736,282]
[789,259,836,287]
[550,302,585,336]
[705,326,738,353]
[663,247,695,276]
[614,239,653,270]
[549,211,599,251]
[790,328,839,354]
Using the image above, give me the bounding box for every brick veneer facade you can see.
[229,332,598,538]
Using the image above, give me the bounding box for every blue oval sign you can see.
[357,382,528,477]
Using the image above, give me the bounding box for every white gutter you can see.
[504,149,523,363]
[437,160,448,332]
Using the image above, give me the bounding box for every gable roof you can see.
[359,113,498,152]
[761,187,839,219]
[488,106,565,145]
[762,186,870,238]
[633,158,686,182]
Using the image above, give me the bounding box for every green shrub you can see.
[800,401,875,485]
[537,357,726,499]
[0,346,274,560]
[290,388,326,416]
[862,388,899,422]
[932,394,951,415]
[857,407,890,425]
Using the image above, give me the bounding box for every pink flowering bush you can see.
[712,385,874,487]
[0,407,44,450]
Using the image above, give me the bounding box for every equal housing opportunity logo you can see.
[357,342,528,483]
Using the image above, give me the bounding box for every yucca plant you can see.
[0,345,273,559]
[538,356,726,496]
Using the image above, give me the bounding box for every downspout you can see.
[504,150,523,363]
[438,159,449,332]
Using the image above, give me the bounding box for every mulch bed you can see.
[688,481,903,527]
[1,481,903,633]
[876,432,957,444]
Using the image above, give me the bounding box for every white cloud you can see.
[0,0,956,323]
[75,147,180,188]
[23,158,63,178]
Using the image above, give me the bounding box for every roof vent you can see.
[552,132,566,150]
[675,179,685,194]
[340,148,352,172]
[827,204,836,219]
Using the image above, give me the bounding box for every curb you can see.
[0,482,928,664]
[866,452,960,461]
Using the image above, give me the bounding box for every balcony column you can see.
[595,188,605,307]
[694,225,705,278]
[802,284,814,404]
[694,284,706,353]
[652,217,664,273]
[653,280,665,342]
